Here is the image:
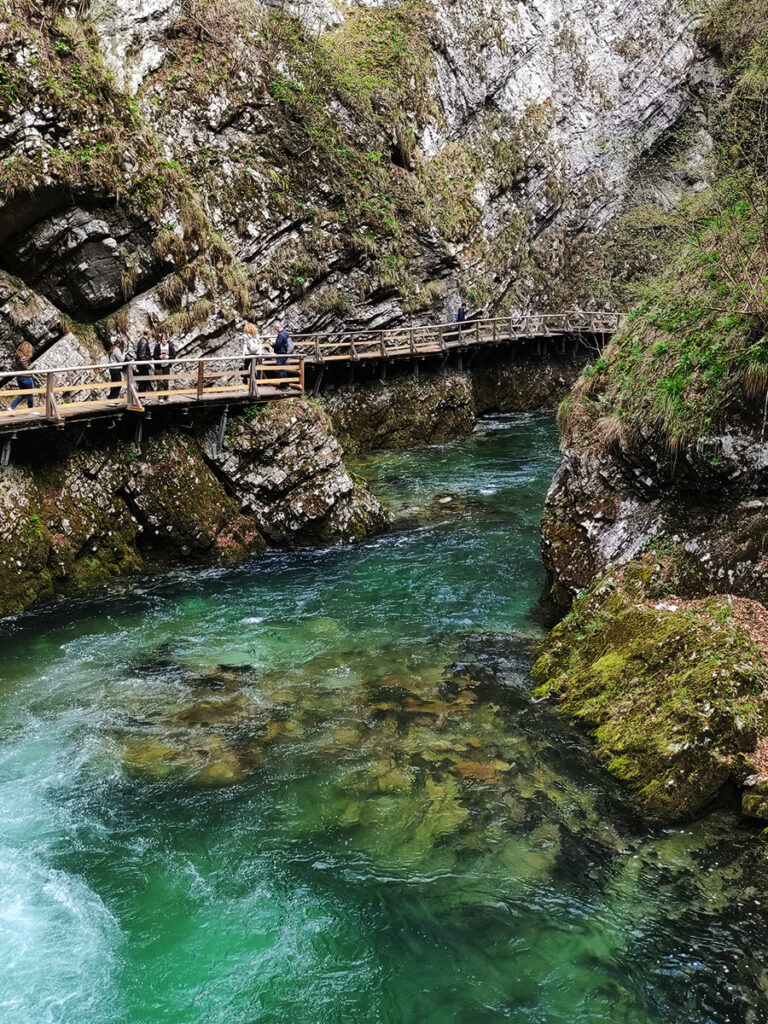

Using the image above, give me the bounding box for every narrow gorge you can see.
[4,0,768,1020]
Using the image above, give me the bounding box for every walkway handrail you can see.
[0,353,305,426]
[0,351,301,383]
[0,309,620,431]
[289,309,622,344]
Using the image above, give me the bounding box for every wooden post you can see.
[380,336,387,359]
[299,356,305,394]
[349,335,358,360]
[249,358,259,398]
[314,336,322,362]
[475,321,480,345]
[197,360,205,399]
[439,326,445,352]
[45,372,60,420]
[217,407,228,453]
[126,364,143,410]
[492,320,497,344]
[409,326,416,356]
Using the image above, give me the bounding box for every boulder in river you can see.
[532,557,768,821]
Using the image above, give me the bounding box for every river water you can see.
[1,414,768,1024]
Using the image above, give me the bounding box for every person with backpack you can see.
[153,334,177,400]
[241,322,263,386]
[134,329,154,393]
[9,341,35,410]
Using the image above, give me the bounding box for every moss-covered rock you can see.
[0,400,385,617]
[742,781,768,820]
[321,357,586,454]
[532,559,768,821]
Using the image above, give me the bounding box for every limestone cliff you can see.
[0,399,387,617]
[536,0,768,822]
[322,354,586,453]
[0,0,715,374]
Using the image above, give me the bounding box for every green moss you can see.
[532,559,768,820]
[564,0,768,452]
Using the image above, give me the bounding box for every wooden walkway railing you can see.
[0,309,620,434]
[0,354,305,430]
[295,310,621,362]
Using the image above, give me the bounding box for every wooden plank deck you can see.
[0,310,620,436]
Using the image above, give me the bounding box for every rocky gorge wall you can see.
[321,351,587,453]
[0,399,387,618]
[532,0,768,825]
[0,0,717,382]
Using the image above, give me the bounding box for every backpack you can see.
[285,335,295,355]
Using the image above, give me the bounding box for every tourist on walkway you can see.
[153,335,176,400]
[455,305,466,324]
[107,341,125,400]
[273,324,294,385]
[241,323,263,386]
[134,329,154,393]
[10,341,35,410]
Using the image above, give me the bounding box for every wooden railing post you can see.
[299,356,305,394]
[197,360,205,399]
[126,363,142,410]
[248,358,258,398]
[314,336,322,362]
[349,335,358,360]
[409,326,416,356]
[45,371,59,421]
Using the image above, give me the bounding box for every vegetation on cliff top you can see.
[564,0,768,452]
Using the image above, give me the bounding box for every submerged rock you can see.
[114,634,634,876]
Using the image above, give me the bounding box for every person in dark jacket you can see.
[153,335,176,400]
[134,329,154,393]
[455,305,466,324]
[273,324,292,384]
[10,341,35,410]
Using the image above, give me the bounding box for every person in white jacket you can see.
[241,323,263,385]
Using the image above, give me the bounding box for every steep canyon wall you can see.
[0,0,715,375]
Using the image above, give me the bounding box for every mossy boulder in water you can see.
[532,559,768,821]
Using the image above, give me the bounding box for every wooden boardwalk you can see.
[0,355,305,437]
[0,310,619,437]
[294,310,620,363]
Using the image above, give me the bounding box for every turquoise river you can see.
[2,414,768,1024]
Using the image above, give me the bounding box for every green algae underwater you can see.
[1,415,768,1024]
